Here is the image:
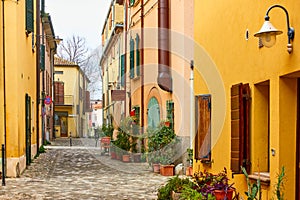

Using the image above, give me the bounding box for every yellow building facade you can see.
[194,1,300,198]
[101,0,124,130]
[0,0,51,177]
[54,57,90,138]
[127,0,194,158]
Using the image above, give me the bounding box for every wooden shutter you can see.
[40,44,45,71]
[135,34,140,76]
[231,83,251,173]
[130,38,135,79]
[195,95,211,161]
[85,91,91,111]
[26,0,34,33]
[120,54,125,86]
[54,82,64,105]
[166,100,174,130]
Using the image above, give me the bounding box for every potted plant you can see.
[114,118,132,162]
[186,148,193,176]
[157,176,195,200]
[147,123,179,175]
[193,168,235,200]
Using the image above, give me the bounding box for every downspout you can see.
[157,0,172,92]
[36,0,41,152]
[41,1,45,145]
[2,0,7,178]
[140,0,145,133]
[51,49,55,139]
[124,0,127,118]
[190,60,194,149]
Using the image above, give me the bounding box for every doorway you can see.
[25,94,31,165]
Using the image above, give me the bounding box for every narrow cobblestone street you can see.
[0,138,169,200]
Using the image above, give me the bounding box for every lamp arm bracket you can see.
[265,4,294,43]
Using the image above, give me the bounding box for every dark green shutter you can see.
[40,44,45,71]
[26,0,34,33]
[134,106,140,124]
[130,38,134,79]
[120,54,125,86]
[130,0,135,7]
[135,34,140,76]
[166,100,174,129]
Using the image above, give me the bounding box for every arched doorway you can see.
[147,97,160,129]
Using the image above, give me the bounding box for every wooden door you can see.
[60,116,68,137]
[25,94,31,165]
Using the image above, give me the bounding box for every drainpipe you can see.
[41,1,45,145]
[2,0,7,180]
[190,60,194,149]
[36,0,41,153]
[124,0,127,117]
[141,0,145,134]
[157,0,172,92]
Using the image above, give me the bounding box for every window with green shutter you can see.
[134,106,140,124]
[26,0,34,33]
[40,44,45,71]
[130,37,134,79]
[135,34,140,77]
[166,100,174,129]
[120,54,125,86]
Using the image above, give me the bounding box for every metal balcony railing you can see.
[55,95,74,106]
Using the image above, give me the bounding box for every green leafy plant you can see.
[147,123,179,166]
[157,176,195,200]
[101,123,114,138]
[187,148,193,166]
[241,166,261,200]
[273,166,285,200]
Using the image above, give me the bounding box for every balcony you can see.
[55,95,74,106]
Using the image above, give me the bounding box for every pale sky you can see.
[45,0,111,50]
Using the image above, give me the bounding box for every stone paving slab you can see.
[0,138,170,200]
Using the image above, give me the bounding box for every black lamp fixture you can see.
[254,4,295,53]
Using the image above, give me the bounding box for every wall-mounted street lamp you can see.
[254,4,295,53]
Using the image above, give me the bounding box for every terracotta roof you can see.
[54,56,77,66]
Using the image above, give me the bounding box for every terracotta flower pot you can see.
[160,165,174,176]
[214,189,234,200]
[122,154,130,162]
[153,163,160,173]
[186,166,193,176]
[110,152,116,159]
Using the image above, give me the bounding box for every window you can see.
[129,37,135,79]
[55,71,64,74]
[230,83,251,173]
[40,44,45,71]
[26,0,34,33]
[54,82,64,105]
[195,95,211,162]
[135,34,140,76]
[166,100,174,129]
[120,54,125,86]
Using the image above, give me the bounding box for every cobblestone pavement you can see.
[0,138,170,200]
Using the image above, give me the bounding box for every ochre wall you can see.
[194,1,300,199]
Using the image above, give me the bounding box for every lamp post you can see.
[254,4,295,53]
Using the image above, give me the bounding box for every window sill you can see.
[248,172,270,186]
